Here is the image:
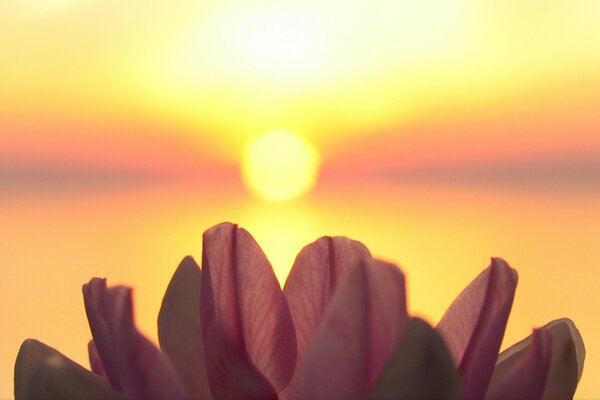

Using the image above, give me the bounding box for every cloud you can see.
[379,154,600,194]
[0,161,167,195]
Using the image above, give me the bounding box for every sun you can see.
[242,131,320,202]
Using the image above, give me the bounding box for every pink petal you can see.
[201,223,296,399]
[282,236,371,399]
[541,319,585,400]
[158,256,213,400]
[437,258,518,400]
[297,259,407,400]
[487,328,553,400]
[83,278,188,400]
[367,318,461,400]
[15,339,123,400]
[88,340,107,379]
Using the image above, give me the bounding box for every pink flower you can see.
[15,222,585,399]
[436,258,585,400]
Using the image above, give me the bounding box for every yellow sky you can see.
[2,0,600,152]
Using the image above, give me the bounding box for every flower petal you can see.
[298,259,407,400]
[487,328,553,400]
[282,236,371,399]
[541,319,585,400]
[447,316,584,399]
[437,258,518,400]
[15,339,123,400]
[201,222,296,399]
[368,317,461,400]
[158,256,213,400]
[88,340,107,379]
[83,278,188,400]
[15,339,57,399]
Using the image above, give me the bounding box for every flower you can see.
[436,258,585,400]
[15,222,585,400]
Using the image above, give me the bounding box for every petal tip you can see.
[548,318,586,379]
[18,338,41,351]
[490,257,519,285]
[203,222,238,239]
[82,277,107,294]
[180,255,197,264]
[178,255,200,272]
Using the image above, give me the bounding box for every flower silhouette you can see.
[15,222,584,399]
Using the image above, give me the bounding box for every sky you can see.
[1,1,600,398]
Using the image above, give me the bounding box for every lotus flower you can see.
[15,222,585,399]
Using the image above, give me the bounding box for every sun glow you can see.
[242,131,320,202]
[228,6,326,80]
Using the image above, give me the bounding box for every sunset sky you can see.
[1,1,600,398]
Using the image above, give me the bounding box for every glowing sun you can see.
[242,131,320,202]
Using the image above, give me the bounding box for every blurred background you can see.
[1,0,599,398]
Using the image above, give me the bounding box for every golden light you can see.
[145,1,474,139]
[227,5,326,80]
[242,130,320,202]
[11,0,92,15]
